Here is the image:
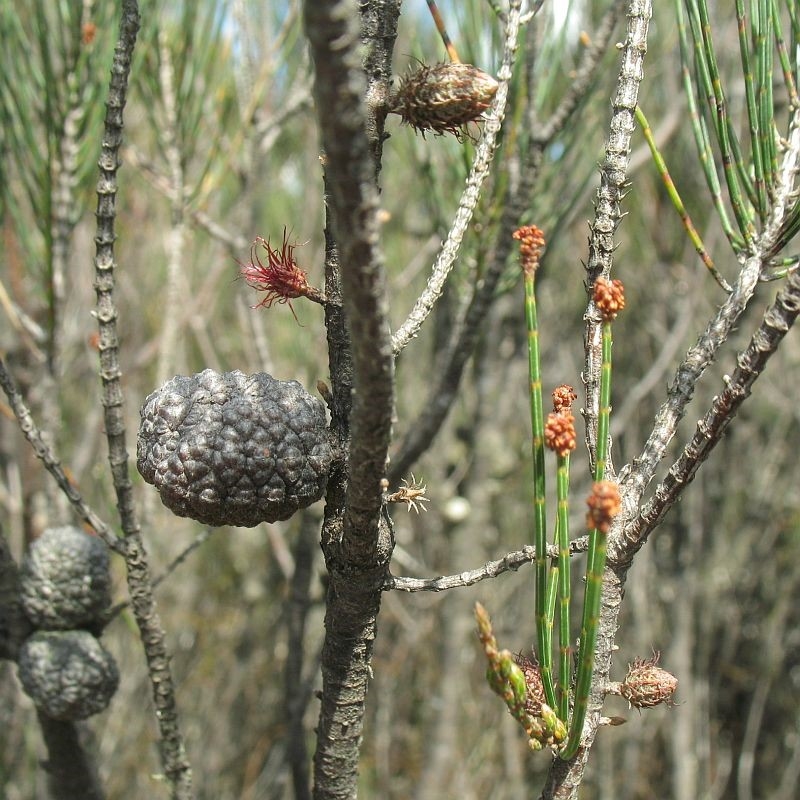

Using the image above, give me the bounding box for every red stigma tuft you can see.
[239,229,321,320]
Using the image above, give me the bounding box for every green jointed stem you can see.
[561,320,613,760]
[544,564,558,666]
[524,270,556,710]
[692,0,757,241]
[772,1,800,108]
[556,453,572,723]
[561,516,608,759]
[635,105,730,291]
[676,0,745,253]
[757,1,777,184]
[595,322,612,484]
[735,0,767,219]
[770,204,800,257]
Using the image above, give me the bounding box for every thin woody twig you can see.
[93,2,194,796]
[391,1,523,356]
[389,3,618,485]
[619,231,800,566]
[106,527,216,620]
[0,357,122,554]
[532,0,626,145]
[385,537,589,593]
[126,146,250,251]
[389,3,527,484]
[304,2,399,797]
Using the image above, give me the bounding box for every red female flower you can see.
[238,229,324,319]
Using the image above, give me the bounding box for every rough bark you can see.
[303,2,400,798]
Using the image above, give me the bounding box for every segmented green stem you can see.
[635,105,730,291]
[688,0,756,242]
[594,323,612,485]
[524,269,556,709]
[772,0,800,107]
[756,0,777,185]
[561,320,613,760]
[555,453,572,723]
[544,564,558,670]
[676,0,745,253]
[735,0,767,218]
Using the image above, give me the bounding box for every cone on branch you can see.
[390,62,498,138]
[607,652,678,710]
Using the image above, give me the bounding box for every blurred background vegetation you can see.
[1,0,799,798]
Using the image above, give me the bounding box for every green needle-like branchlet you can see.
[425,0,460,63]
[515,225,557,711]
[562,505,609,760]
[544,564,558,668]
[756,1,777,186]
[736,0,768,219]
[595,323,612,485]
[689,0,757,242]
[676,0,745,253]
[555,453,572,723]
[635,105,730,292]
[562,279,623,760]
[525,267,556,709]
[772,4,800,108]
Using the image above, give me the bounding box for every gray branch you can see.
[390,6,522,355]
[386,537,589,593]
[93,3,194,797]
[618,252,800,565]
[0,358,121,555]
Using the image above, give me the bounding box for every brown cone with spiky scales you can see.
[617,652,678,709]
[391,62,499,138]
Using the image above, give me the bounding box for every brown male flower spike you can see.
[512,225,546,277]
[546,384,578,457]
[586,480,621,534]
[544,412,577,458]
[238,229,324,320]
[593,276,626,321]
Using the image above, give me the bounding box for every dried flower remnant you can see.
[615,652,678,709]
[593,277,626,321]
[391,62,498,138]
[586,480,621,534]
[513,225,546,276]
[386,475,430,513]
[239,229,324,319]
